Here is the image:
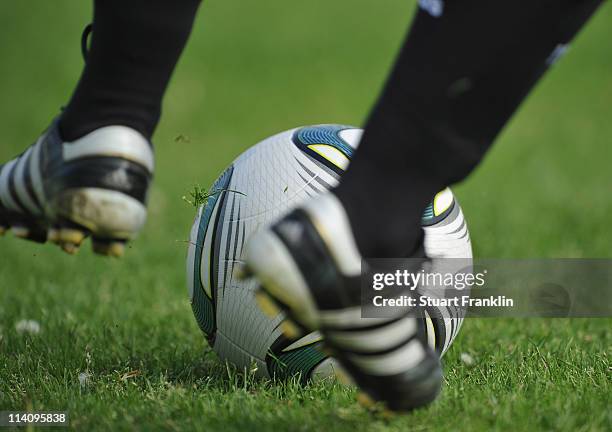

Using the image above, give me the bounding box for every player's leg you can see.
[60,0,201,141]
[245,0,602,412]
[0,0,201,256]
[336,0,603,258]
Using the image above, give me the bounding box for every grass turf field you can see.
[0,1,610,430]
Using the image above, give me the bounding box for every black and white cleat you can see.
[0,120,153,256]
[243,192,442,413]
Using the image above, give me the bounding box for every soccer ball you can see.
[186,125,472,383]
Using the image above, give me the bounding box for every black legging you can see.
[335,0,602,257]
[60,0,202,142]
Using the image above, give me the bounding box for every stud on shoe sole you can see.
[357,392,395,417]
[60,242,81,255]
[11,226,30,239]
[357,391,377,409]
[47,228,60,244]
[255,289,281,318]
[92,239,126,257]
[334,367,355,386]
[280,319,303,340]
[10,225,48,243]
[58,228,86,245]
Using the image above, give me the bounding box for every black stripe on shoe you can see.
[271,209,362,310]
[46,157,152,204]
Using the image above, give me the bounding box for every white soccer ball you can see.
[186,125,472,382]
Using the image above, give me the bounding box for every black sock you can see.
[335,0,602,257]
[59,0,202,141]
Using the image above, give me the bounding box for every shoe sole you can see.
[1,187,145,257]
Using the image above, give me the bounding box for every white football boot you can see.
[0,120,153,256]
[242,192,442,413]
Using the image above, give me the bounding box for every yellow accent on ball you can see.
[433,188,454,216]
[307,144,350,170]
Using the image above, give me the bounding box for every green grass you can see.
[0,1,611,430]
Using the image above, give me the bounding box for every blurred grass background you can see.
[0,1,610,430]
